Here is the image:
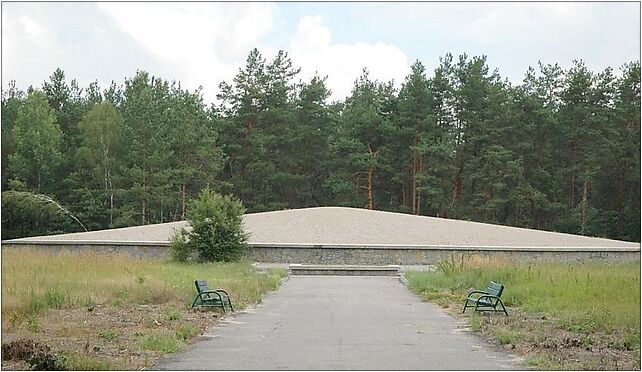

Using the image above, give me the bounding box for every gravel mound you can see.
[8,207,640,249]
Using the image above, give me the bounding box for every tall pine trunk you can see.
[412,150,417,214]
[452,169,462,218]
[580,177,589,235]
[367,166,374,210]
[142,171,147,225]
[417,155,422,215]
[617,172,625,237]
[401,177,408,209]
[181,183,187,220]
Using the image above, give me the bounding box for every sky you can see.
[2,2,640,103]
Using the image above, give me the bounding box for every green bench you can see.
[462,281,508,316]
[190,280,235,314]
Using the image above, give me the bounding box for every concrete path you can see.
[155,276,521,370]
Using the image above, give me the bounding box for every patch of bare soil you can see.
[439,302,640,370]
[1,304,222,370]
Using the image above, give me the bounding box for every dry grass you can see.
[1,248,288,369]
[406,254,641,370]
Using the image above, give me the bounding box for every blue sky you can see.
[2,2,640,103]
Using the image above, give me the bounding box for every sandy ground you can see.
[7,207,640,249]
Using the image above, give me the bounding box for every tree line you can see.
[2,49,640,242]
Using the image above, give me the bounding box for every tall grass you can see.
[406,254,640,332]
[1,248,287,318]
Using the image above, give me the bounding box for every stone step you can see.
[289,264,400,276]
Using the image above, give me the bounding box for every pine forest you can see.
[2,49,639,242]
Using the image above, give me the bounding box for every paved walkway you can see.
[155,276,521,370]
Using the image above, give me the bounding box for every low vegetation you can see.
[1,248,288,370]
[171,188,248,262]
[406,255,640,370]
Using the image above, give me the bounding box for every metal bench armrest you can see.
[191,290,224,308]
[466,290,489,299]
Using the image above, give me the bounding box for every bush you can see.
[170,228,194,262]
[171,189,248,262]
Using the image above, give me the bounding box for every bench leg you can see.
[190,295,200,309]
[497,299,508,316]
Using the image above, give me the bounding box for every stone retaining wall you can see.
[2,241,639,264]
[1,242,170,258]
[249,245,640,264]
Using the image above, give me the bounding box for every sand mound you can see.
[8,207,639,249]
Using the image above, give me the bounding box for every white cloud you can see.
[290,16,410,101]
[98,2,276,102]
[19,16,45,43]
[2,2,637,105]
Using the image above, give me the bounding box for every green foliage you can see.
[172,188,248,262]
[175,324,200,341]
[170,228,194,262]
[26,315,40,332]
[163,308,182,322]
[435,254,467,276]
[8,90,62,192]
[1,190,81,239]
[98,330,118,341]
[1,55,639,242]
[54,351,110,370]
[139,331,185,353]
[494,327,522,346]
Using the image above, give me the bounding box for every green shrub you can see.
[170,228,194,262]
[171,188,248,262]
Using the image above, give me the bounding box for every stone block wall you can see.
[3,242,639,264]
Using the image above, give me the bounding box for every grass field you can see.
[406,255,640,370]
[1,248,288,370]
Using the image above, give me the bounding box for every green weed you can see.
[163,308,183,322]
[98,329,118,341]
[139,331,185,353]
[26,315,39,332]
[55,351,110,370]
[494,327,522,346]
[468,313,482,331]
[175,324,200,341]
